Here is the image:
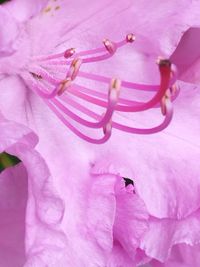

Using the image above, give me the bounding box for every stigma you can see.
[21,33,179,144]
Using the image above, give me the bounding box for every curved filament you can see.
[27,33,178,143]
[60,92,173,134]
[49,79,120,128]
[45,100,112,144]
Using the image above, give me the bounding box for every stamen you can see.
[28,65,58,85]
[161,89,171,116]
[33,48,75,61]
[77,71,159,91]
[45,100,112,144]
[69,34,135,64]
[66,60,172,113]
[65,81,179,108]
[109,78,121,102]
[103,120,112,135]
[48,78,120,129]
[103,39,116,54]
[66,58,82,80]
[58,84,173,134]
[26,33,178,143]
[126,33,136,43]
[113,97,173,134]
[64,48,76,59]
[57,78,72,96]
[22,72,58,99]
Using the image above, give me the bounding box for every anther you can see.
[103,39,116,54]
[103,120,112,134]
[64,48,76,59]
[30,72,42,80]
[109,78,121,102]
[126,33,136,43]
[67,58,82,80]
[161,89,171,116]
[57,78,72,96]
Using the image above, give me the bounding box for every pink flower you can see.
[1,0,200,266]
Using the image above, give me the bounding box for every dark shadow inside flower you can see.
[0,152,21,172]
[123,177,134,187]
[0,162,27,267]
[0,0,10,4]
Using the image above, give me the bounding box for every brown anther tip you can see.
[72,58,80,67]
[109,78,121,100]
[161,90,171,116]
[111,78,121,90]
[113,79,118,89]
[30,72,42,80]
[57,78,71,96]
[126,33,136,43]
[157,58,171,67]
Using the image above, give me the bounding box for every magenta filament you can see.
[23,34,178,144]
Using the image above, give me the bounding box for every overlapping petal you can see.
[149,243,200,267]
[171,27,200,85]
[73,173,149,266]
[0,6,19,56]
[0,116,69,266]
[0,163,27,267]
[140,210,200,262]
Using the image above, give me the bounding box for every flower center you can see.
[21,34,178,144]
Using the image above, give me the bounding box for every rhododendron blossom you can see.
[0,0,200,266]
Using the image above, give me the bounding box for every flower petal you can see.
[170,27,200,85]
[0,116,37,152]
[149,243,200,267]
[0,116,69,266]
[28,0,196,57]
[0,6,19,56]
[140,210,200,262]
[0,163,27,267]
[3,0,48,22]
[92,81,200,220]
[107,178,149,266]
